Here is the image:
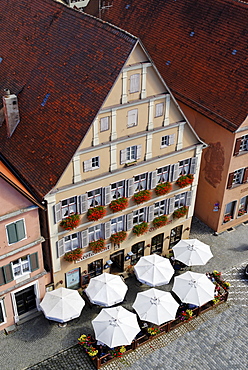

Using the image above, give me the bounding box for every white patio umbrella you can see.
[172,271,215,306]
[172,239,213,266]
[132,288,179,325]
[92,306,140,348]
[40,287,85,323]
[134,254,174,286]
[85,272,128,307]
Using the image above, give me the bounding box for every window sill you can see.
[125,161,137,167]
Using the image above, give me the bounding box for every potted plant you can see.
[176,174,194,188]
[154,182,172,196]
[89,238,105,253]
[173,206,188,218]
[64,248,83,262]
[110,346,126,358]
[238,208,246,216]
[110,231,127,244]
[87,206,106,221]
[223,215,231,223]
[132,222,148,236]
[147,327,161,336]
[109,197,128,213]
[133,190,151,204]
[179,309,193,321]
[153,215,168,228]
[60,213,80,230]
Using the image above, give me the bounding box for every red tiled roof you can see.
[98,0,248,132]
[0,0,136,200]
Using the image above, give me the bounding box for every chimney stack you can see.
[2,89,20,138]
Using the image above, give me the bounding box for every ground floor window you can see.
[224,200,236,223]
[238,196,248,217]
[151,233,164,255]
[88,259,103,278]
[131,242,145,265]
[169,225,182,248]
[0,300,6,324]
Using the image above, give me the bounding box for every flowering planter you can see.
[132,222,149,236]
[153,215,168,228]
[154,182,172,196]
[87,206,106,222]
[176,174,194,188]
[109,198,128,213]
[110,231,127,244]
[133,190,151,204]
[60,214,80,230]
[89,239,105,253]
[172,206,188,219]
[64,248,83,262]
[223,215,231,223]
[238,209,246,216]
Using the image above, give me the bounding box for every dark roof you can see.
[97,0,248,132]
[0,0,137,200]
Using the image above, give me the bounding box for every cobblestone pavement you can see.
[1,218,248,370]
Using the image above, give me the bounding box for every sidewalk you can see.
[0,217,248,370]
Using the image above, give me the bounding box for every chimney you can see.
[2,89,20,138]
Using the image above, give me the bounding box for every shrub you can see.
[153,215,168,228]
[132,222,148,236]
[110,231,127,244]
[173,206,188,219]
[133,190,151,204]
[60,214,80,230]
[154,182,172,196]
[109,197,128,213]
[176,174,194,188]
[89,238,105,253]
[64,248,83,262]
[87,206,106,221]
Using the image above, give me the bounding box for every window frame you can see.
[111,215,125,234]
[127,109,138,128]
[87,188,102,208]
[232,168,244,185]
[174,192,187,210]
[6,218,26,245]
[11,255,31,278]
[64,233,79,252]
[133,207,147,225]
[130,73,140,93]
[61,197,77,219]
[155,102,164,117]
[111,180,125,200]
[88,224,102,242]
[154,199,167,217]
[157,166,170,184]
[0,300,6,325]
[134,172,147,193]
[100,116,109,132]
[178,159,191,176]
[239,135,248,152]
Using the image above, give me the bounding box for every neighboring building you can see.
[0,161,49,331]
[0,0,205,293]
[84,0,248,233]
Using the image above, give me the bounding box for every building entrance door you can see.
[110,250,124,273]
[15,285,36,316]
[169,225,183,249]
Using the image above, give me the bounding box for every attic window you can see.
[190,32,195,37]
[0,57,3,63]
[125,4,130,9]
[41,93,51,107]
[232,49,237,55]
[166,61,171,65]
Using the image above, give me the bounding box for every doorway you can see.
[131,241,145,265]
[15,285,36,316]
[169,225,182,248]
[151,233,164,255]
[110,250,124,273]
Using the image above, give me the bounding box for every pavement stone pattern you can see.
[0,217,247,370]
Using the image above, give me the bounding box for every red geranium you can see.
[87,206,106,221]
[109,197,128,213]
[133,190,151,204]
[176,174,194,188]
[154,182,172,196]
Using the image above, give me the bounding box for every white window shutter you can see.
[127,178,134,197]
[172,163,180,181]
[190,157,198,174]
[130,74,140,93]
[104,186,111,205]
[168,197,175,214]
[128,109,138,127]
[80,194,88,213]
[168,134,175,145]
[126,212,133,230]
[104,221,111,239]
[186,191,193,206]
[83,159,92,172]
[148,205,155,222]
[136,145,142,160]
[81,230,89,248]
[54,203,62,224]
[57,239,65,258]
[150,170,157,189]
[120,149,127,164]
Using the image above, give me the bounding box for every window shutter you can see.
[30,252,39,272]
[227,172,234,189]
[54,202,62,223]
[233,138,242,156]
[136,145,142,160]
[148,205,155,222]
[16,220,25,241]
[6,223,17,244]
[120,149,127,164]
[0,267,5,286]
[168,197,175,214]
[190,157,198,175]
[126,213,133,230]
[128,109,138,127]
[81,230,89,248]
[57,239,65,258]
[83,159,92,172]
[3,264,14,283]
[168,134,175,145]
[172,163,179,181]
[104,186,111,205]
[242,167,248,183]
[186,191,193,207]
[127,178,134,197]
[150,170,157,189]
[79,194,88,213]
[104,221,111,239]
[130,74,140,93]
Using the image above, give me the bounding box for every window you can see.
[133,207,146,225]
[120,145,141,164]
[64,233,79,252]
[100,117,109,132]
[157,166,170,184]
[130,74,140,93]
[61,197,77,219]
[131,242,144,265]
[174,192,187,210]
[6,219,26,244]
[234,135,248,155]
[11,255,30,278]
[154,200,167,217]
[87,188,102,208]
[84,156,100,172]
[224,201,236,222]
[88,259,103,278]
[155,103,164,117]
[111,216,125,234]
[127,109,138,127]
[111,181,125,200]
[238,196,248,216]
[0,300,6,324]
[232,169,244,185]
[179,159,190,176]
[151,233,164,255]
[161,134,175,148]
[227,167,248,189]
[127,146,137,161]
[134,173,147,193]
[88,224,102,242]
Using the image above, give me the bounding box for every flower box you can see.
[109,197,128,213]
[132,222,148,236]
[60,214,80,230]
[173,206,188,219]
[110,231,127,244]
[153,215,168,228]
[147,327,161,336]
[223,215,231,223]
[87,206,106,222]
[133,190,151,204]
[89,238,105,253]
[154,182,172,196]
[238,209,246,216]
[179,309,193,321]
[64,248,83,262]
[176,174,194,188]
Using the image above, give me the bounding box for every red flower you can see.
[89,238,105,253]
[87,206,106,221]
[132,222,149,236]
[176,174,194,188]
[60,214,80,230]
[173,206,188,219]
[64,248,83,262]
[153,215,168,228]
[109,198,128,213]
[133,190,151,204]
[154,182,172,196]
[110,231,127,244]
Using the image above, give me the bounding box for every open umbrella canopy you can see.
[85,273,128,307]
[172,239,213,266]
[132,288,179,325]
[40,287,85,323]
[172,271,215,306]
[134,254,174,286]
[92,306,140,348]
